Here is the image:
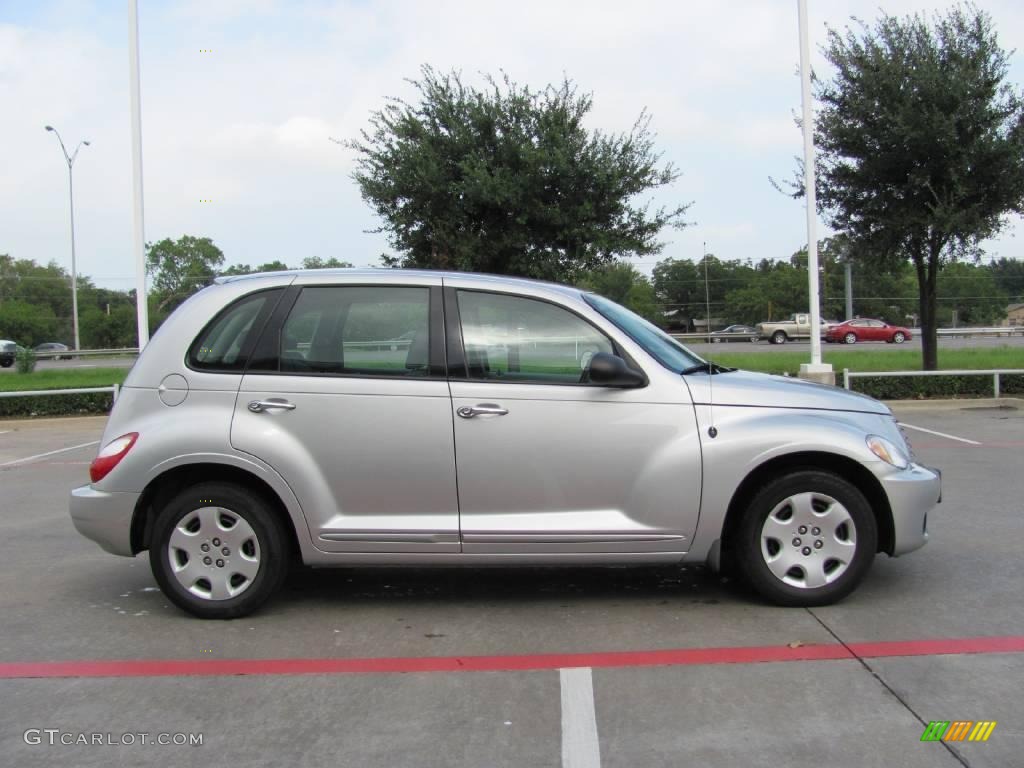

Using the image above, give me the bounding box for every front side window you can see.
[584,292,703,373]
[457,291,614,384]
[189,290,280,371]
[278,286,431,377]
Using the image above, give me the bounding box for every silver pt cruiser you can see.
[70,270,940,619]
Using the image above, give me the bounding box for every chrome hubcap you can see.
[760,492,856,589]
[167,507,261,601]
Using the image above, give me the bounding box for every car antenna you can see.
[703,241,718,438]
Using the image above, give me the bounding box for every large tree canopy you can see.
[812,6,1024,368]
[348,66,690,281]
[146,235,226,313]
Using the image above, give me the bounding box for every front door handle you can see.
[248,399,296,413]
[457,403,509,418]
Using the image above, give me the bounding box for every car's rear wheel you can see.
[892,332,906,344]
[735,471,877,606]
[844,332,857,344]
[149,481,289,619]
[771,331,787,345]
[0,358,11,368]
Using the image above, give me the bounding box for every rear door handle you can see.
[457,403,509,418]
[248,399,296,413]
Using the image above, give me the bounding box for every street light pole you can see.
[796,0,833,384]
[45,126,89,352]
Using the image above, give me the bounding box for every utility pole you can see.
[844,260,853,320]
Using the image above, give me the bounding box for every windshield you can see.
[584,293,704,373]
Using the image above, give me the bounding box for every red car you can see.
[826,318,913,344]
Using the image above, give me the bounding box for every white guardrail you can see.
[843,369,1024,398]
[672,326,1024,342]
[0,384,120,401]
[30,348,140,359]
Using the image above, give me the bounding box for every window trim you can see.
[185,288,285,374]
[243,283,446,381]
[447,287,648,388]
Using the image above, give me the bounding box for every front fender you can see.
[687,404,891,561]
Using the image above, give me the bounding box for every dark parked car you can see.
[711,324,758,343]
[0,340,17,368]
[34,342,72,360]
[825,319,913,345]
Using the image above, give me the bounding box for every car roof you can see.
[213,268,585,299]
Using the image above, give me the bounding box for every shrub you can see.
[14,347,36,374]
[849,373,1024,400]
[0,392,113,419]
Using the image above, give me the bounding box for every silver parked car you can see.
[70,270,940,619]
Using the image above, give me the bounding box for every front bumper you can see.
[879,463,941,556]
[69,485,140,557]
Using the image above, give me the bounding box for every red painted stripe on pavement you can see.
[849,635,1024,658]
[0,635,1020,680]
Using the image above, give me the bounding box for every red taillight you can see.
[90,433,139,483]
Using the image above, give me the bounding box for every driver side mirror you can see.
[588,352,646,388]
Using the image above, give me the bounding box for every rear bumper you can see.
[69,485,139,557]
[880,463,941,556]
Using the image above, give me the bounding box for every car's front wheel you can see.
[844,332,857,344]
[149,481,290,619]
[735,471,877,606]
[892,332,906,344]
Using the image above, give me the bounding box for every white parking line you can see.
[0,430,11,435]
[899,422,982,446]
[560,667,602,768]
[0,440,100,468]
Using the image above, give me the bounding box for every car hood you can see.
[682,369,889,414]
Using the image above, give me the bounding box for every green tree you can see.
[654,256,758,328]
[990,257,1024,303]
[146,236,226,313]
[80,305,137,349]
[935,261,1007,325]
[220,260,293,276]
[349,66,689,281]
[577,262,660,323]
[301,256,354,270]
[0,300,59,347]
[810,7,1024,368]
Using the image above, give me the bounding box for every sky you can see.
[2,0,1024,292]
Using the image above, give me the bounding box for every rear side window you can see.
[188,290,280,371]
[277,286,431,377]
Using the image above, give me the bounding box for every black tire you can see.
[0,358,12,368]
[771,331,787,345]
[844,332,857,344]
[149,481,290,619]
[892,332,906,344]
[734,470,877,607]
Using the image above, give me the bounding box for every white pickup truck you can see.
[755,314,834,344]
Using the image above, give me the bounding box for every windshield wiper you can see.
[680,361,735,375]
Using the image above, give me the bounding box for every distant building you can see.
[1005,303,1024,326]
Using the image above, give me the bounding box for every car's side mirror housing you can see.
[588,352,646,388]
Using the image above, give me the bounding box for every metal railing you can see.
[0,384,120,401]
[672,326,1024,342]
[842,368,1024,398]
[29,348,140,360]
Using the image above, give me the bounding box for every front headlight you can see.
[866,434,911,469]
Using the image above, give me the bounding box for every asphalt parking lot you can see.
[1,402,1022,767]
